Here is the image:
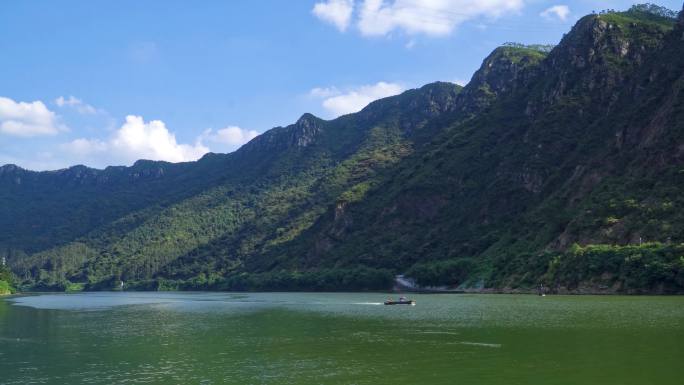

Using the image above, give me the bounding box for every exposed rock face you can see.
[470,48,537,96]
[459,46,545,114]
[241,113,324,153]
[540,14,667,106]
[128,164,166,180]
[357,81,462,135]
[330,201,353,239]
[54,165,103,184]
[291,113,323,147]
[301,6,684,267]
[412,82,461,116]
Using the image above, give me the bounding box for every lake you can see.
[0,292,682,384]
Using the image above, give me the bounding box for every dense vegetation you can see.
[1,4,683,293]
[408,243,684,294]
[119,266,394,292]
[0,264,15,295]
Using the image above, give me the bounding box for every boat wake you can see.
[457,341,502,348]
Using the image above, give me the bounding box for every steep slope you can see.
[2,4,683,293]
[258,4,684,293]
[2,82,463,290]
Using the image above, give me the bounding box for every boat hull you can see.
[384,300,416,306]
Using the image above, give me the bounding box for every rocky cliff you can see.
[2,5,683,293]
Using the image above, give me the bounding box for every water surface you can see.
[1,292,682,384]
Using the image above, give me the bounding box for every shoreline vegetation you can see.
[5,288,683,297]
[10,243,683,295]
[0,264,15,295]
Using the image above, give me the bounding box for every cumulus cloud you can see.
[314,0,525,37]
[0,96,64,137]
[55,96,99,115]
[202,126,259,147]
[63,115,209,165]
[540,5,570,21]
[311,81,404,117]
[111,115,209,162]
[312,0,355,31]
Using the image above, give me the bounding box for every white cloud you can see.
[63,115,209,165]
[309,86,341,98]
[55,96,98,115]
[453,78,469,86]
[112,115,209,162]
[0,96,64,137]
[60,116,259,168]
[312,81,405,117]
[202,126,259,146]
[540,5,570,21]
[315,0,526,37]
[313,0,355,31]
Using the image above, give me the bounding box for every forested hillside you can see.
[2,4,683,293]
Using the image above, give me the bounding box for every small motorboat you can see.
[384,297,415,306]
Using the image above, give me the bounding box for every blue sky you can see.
[1,0,681,170]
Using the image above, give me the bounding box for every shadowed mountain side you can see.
[2,4,683,293]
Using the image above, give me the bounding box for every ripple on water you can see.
[8,292,684,330]
[2,292,684,384]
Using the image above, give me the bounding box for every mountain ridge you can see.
[2,4,683,293]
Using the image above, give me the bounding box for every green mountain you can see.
[2,4,684,293]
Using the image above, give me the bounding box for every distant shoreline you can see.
[7,288,683,296]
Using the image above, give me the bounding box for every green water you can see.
[0,293,682,384]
